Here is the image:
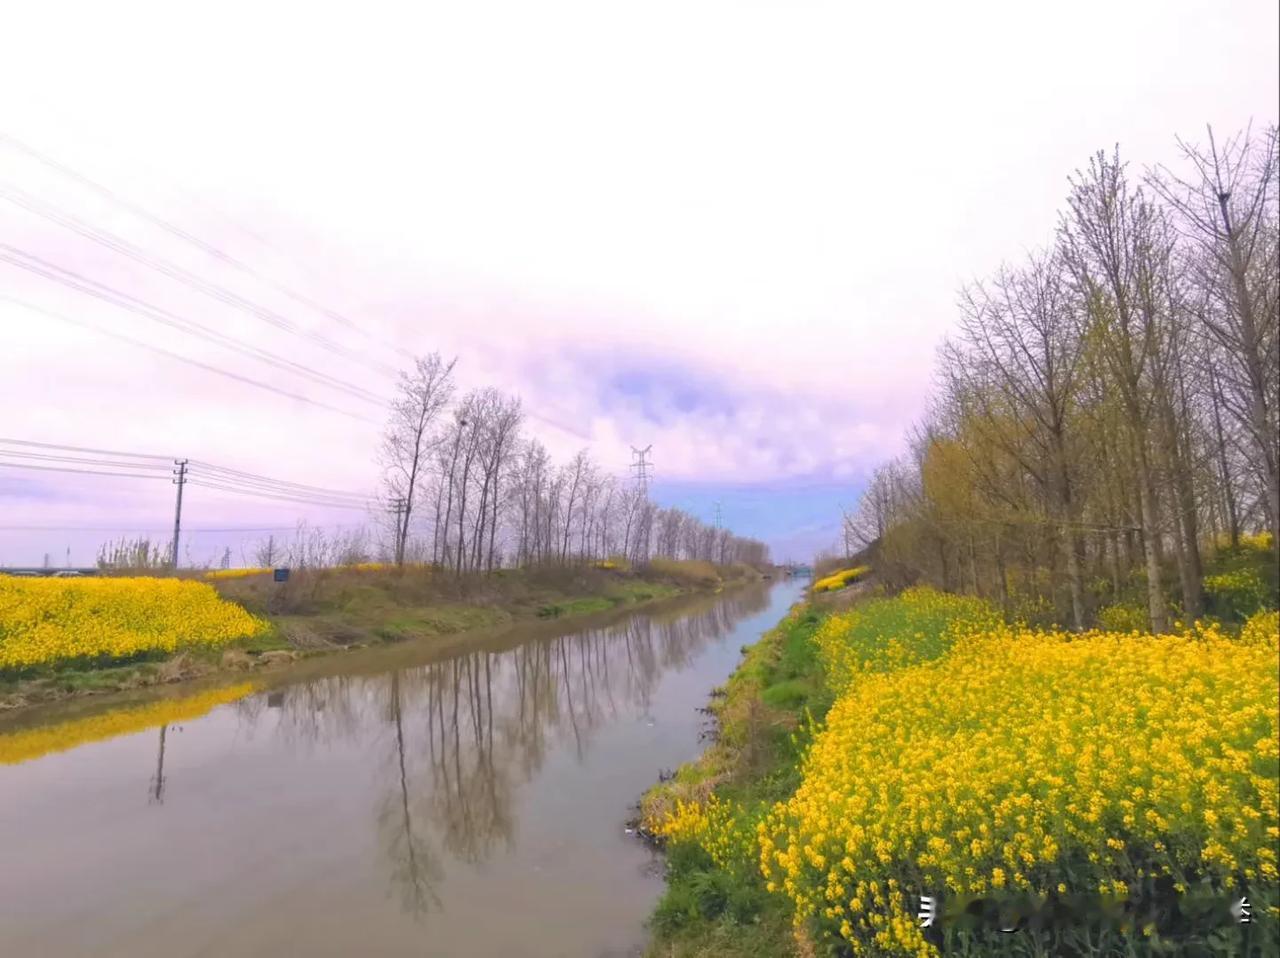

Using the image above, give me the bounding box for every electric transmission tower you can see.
[630,445,653,495]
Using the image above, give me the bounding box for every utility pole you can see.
[630,445,653,496]
[171,459,188,569]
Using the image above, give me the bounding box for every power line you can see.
[0,461,169,480]
[187,460,369,501]
[0,436,172,460]
[0,181,399,377]
[0,450,172,471]
[185,478,373,510]
[0,524,356,532]
[0,441,375,508]
[0,131,400,356]
[0,245,387,405]
[2,296,378,423]
[0,133,607,447]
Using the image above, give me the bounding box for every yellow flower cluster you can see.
[1239,531,1275,553]
[0,682,256,765]
[204,567,273,580]
[0,577,268,670]
[655,795,761,879]
[760,608,1280,955]
[813,565,871,594]
[1242,609,1279,647]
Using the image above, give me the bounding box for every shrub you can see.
[1097,601,1149,633]
[1204,567,1271,620]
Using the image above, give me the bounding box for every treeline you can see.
[382,355,769,572]
[844,126,1278,630]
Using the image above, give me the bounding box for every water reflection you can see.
[236,588,771,916]
[0,681,257,766]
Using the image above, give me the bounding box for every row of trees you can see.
[381,355,769,572]
[844,125,1278,630]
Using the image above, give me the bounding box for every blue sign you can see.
[273,567,290,582]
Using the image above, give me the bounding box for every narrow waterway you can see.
[0,579,803,958]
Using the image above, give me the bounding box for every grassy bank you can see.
[0,560,760,712]
[641,588,1280,957]
[640,604,831,957]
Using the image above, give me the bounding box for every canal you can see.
[0,579,803,957]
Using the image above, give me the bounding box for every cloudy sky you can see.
[1,0,1276,565]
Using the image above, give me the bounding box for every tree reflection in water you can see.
[246,587,770,917]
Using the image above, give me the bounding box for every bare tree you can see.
[381,354,457,566]
[1152,125,1280,557]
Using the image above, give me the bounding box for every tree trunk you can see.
[1135,444,1169,633]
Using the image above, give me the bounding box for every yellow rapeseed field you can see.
[759,607,1280,955]
[650,588,1280,955]
[0,682,257,765]
[0,577,268,670]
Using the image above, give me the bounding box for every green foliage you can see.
[1096,601,1149,632]
[1198,534,1279,624]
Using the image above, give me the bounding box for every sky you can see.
[0,0,1277,565]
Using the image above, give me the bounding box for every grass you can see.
[641,605,830,958]
[0,626,292,710]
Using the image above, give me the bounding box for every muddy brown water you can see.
[0,580,803,958]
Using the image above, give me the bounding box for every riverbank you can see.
[0,560,764,713]
[639,602,831,957]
